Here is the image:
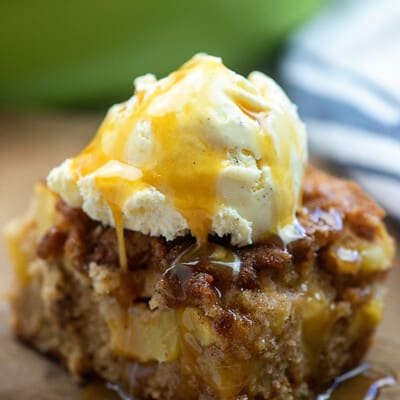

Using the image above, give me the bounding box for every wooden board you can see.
[0,113,399,399]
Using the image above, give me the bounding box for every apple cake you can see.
[4,54,395,399]
[5,166,394,399]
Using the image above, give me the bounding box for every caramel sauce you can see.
[60,56,308,270]
[71,58,226,248]
[175,241,241,272]
[144,112,223,243]
[317,364,397,400]
[93,168,147,270]
[163,242,240,301]
[68,59,228,266]
[80,381,121,400]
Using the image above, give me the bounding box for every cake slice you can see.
[5,54,394,399]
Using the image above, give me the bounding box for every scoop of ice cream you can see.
[47,54,307,246]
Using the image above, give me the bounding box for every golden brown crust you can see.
[302,166,384,240]
[36,165,390,301]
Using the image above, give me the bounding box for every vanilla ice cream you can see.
[47,54,307,248]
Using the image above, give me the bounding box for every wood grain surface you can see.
[0,113,399,399]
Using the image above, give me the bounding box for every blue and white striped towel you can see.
[280,0,400,219]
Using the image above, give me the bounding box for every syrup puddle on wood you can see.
[317,364,397,400]
[80,381,136,400]
[80,381,121,400]
[81,363,397,400]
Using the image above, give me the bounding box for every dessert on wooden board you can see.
[5,54,394,399]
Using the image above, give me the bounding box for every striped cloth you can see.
[280,0,400,219]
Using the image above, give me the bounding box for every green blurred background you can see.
[0,0,324,109]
